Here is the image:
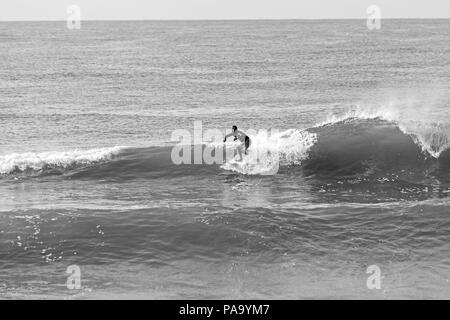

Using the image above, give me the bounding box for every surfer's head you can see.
[232,125,237,132]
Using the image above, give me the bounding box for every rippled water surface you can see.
[0,20,449,299]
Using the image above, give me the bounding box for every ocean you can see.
[0,20,449,299]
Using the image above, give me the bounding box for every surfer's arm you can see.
[223,132,234,142]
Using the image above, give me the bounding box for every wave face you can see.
[304,118,433,176]
[299,117,450,202]
[319,108,450,158]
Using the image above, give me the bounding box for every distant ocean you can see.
[0,20,449,299]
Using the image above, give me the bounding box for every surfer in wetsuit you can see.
[223,125,251,161]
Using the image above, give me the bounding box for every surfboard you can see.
[226,157,246,167]
[223,153,279,175]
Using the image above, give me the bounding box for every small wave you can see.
[0,146,125,175]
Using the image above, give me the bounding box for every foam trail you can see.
[0,146,125,175]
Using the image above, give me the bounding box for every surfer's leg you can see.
[237,144,243,161]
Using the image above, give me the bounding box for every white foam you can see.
[221,129,317,175]
[397,121,450,158]
[0,146,125,175]
[317,104,400,127]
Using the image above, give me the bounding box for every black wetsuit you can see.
[244,136,251,153]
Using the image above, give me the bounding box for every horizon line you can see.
[1,17,450,22]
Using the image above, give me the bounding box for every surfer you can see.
[223,125,251,161]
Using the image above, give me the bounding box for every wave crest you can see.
[0,146,125,175]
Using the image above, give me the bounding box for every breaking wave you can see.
[1,111,449,183]
[319,107,450,158]
[219,110,450,176]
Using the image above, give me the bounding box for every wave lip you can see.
[0,146,125,175]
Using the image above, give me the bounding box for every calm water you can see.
[0,20,450,299]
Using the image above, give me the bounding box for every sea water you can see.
[0,20,449,299]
